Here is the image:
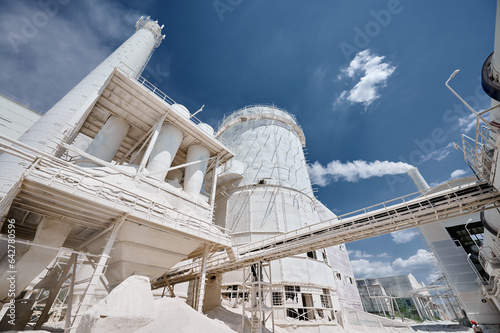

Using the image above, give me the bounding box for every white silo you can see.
[0,16,164,197]
[0,16,165,300]
[215,105,341,328]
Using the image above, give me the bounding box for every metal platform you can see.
[153,177,500,288]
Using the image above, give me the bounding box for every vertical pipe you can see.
[138,114,167,174]
[79,116,130,167]
[0,17,163,197]
[197,244,209,313]
[65,256,79,331]
[184,144,210,196]
[146,123,183,180]
[210,154,220,221]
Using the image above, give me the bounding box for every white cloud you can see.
[457,114,476,133]
[350,259,394,278]
[308,160,413,186]
[430,168,469,187]
[348,250,374,259]
[348,250,391,259]
[450,169,467,179]
[422,142,455,163]
[351,249,435,280]
[391,229,419,244]
[426,272,442,284]
[392,249,434,272]
[335,49,396,108]
[0,1,144,112]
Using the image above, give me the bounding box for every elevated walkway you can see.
[153,176,500,288]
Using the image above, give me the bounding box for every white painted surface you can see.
[408,167,430,191]
[0,94,41,140]
[216,105,342,323]
[82,116,130,165]
[0,18,161,197]
[147,123,183,180]
[0,217,73,300]
[184,144,210,197]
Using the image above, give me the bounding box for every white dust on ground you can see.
[4,274,498,332]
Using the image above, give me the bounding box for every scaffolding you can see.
[241,262,274,333]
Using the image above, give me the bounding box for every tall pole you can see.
[0,16,164,200]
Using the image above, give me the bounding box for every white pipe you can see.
[407,167,430,191]
[184,144,210,197]
[0,217,73,301]
[79,116,130,167]
[146,123,183,180]
[0,17,163,198]
[138,114,167,174]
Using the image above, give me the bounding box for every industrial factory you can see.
[0,2,500,333]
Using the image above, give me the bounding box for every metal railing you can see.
[460,104,500,183]
[0,134,231,242]
[217,104,303,134]
[153,176,500,288]
[115,63,205,125]
[344,307,410,328]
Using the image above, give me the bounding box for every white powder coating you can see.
[136,298,237,333]
[214,105,339,326]
[76,275,156,333]
[215,105,320,244]
[0,18,161,196]
[217,105,311,193]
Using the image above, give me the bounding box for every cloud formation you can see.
[308,159,413,186]
[0,1,143,112]
[391,229,419,244]
[348,250,390,259]
[335,49,396,108]
[450,169,467,179]
[351,249,435,282]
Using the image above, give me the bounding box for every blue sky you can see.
[0,0,496,284]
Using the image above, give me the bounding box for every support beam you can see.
[34,253,77,329]
[210,154,220,221]
[65,255,79,331]
[69,214,127,332]
[196,244,209,313]
[412,296,424,320]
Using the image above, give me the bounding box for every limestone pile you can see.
[76,275,156,333]
[75,275,236,333]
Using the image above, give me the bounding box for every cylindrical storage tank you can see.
[184,144,210,196]
[79,116,130,166]
[170,104,190,118]
[147,123,183,181]
[197,123,214,136]
[166,168,183,187]
[0,17,164,196]
[214,105,340,325]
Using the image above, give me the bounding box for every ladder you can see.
[68,216,126,333]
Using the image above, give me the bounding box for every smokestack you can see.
[0,16,164,198]
[407,167,430,191]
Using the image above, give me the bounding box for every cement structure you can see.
[2,4,500,333]
[213,105,360,330]
[0,16,234,332]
